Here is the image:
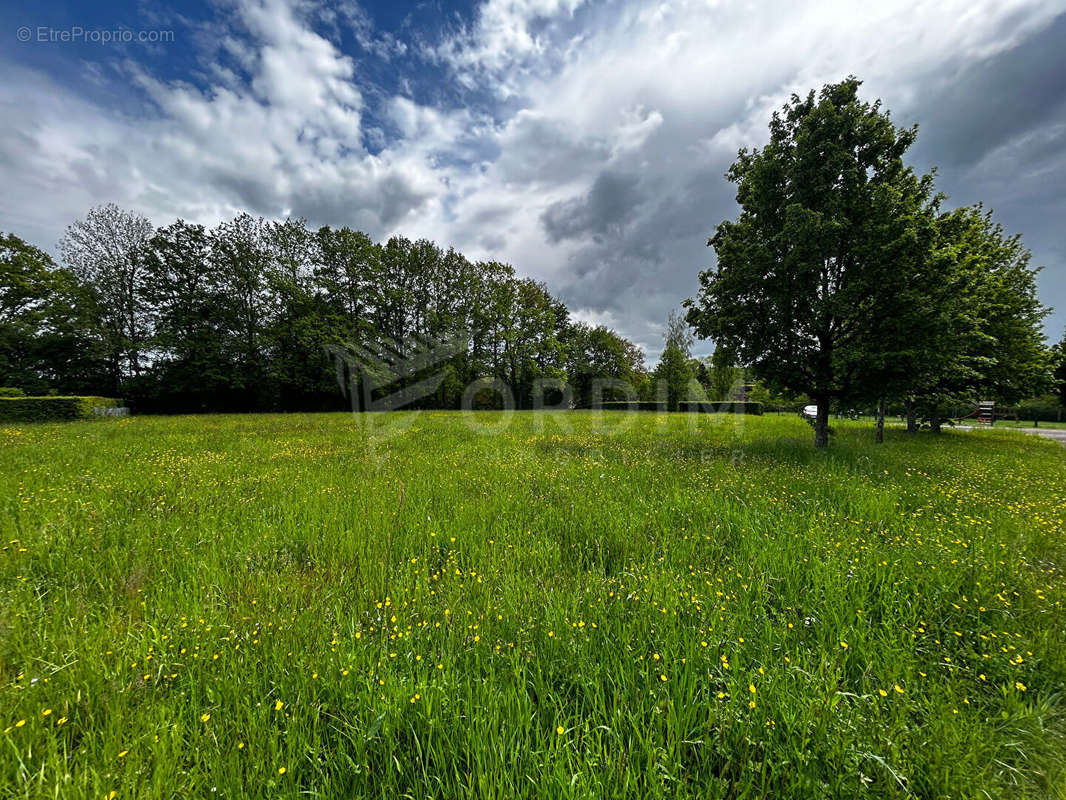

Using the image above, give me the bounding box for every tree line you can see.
[1,210,647,413]
[685,77,1060,447]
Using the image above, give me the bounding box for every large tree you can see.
[1,234,107,394]
[137,220,234,411]
[686,78,937,446]
[59,204,153,392]
[885,205,1051,431]
[210,214,273,409]
[565,323,646,407]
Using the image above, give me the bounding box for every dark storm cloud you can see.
[540,170,643,243]
[551,167,737,357]
[903,12,1066,339]
[910,14,1066,170]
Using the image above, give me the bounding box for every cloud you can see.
[541,170,644,243]
[1,0,1064,361]
[432,0,587,93]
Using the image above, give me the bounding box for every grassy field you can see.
[988,420,1066,430]
[2,412,1065,799]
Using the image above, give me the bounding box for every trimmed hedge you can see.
[592,400,763,415]
[0,396,123,422]
[0,387,26,397]
[679,401,763,415]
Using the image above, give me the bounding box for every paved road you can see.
[1013,427,1066,446]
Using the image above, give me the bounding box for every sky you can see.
[2,0,1065,362]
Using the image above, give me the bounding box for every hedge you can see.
[595,401,667,411]
[0,387,26,397]
[678,401,763,415]
[0,396,123,422]
[591,400,763,414]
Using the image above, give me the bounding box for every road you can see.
[1013,427,1066,446]
[959,425,1066,446]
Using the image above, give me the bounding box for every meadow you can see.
[1,411,1065,799]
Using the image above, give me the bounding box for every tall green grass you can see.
[1,412,1064,798]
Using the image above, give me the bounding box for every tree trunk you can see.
[929,404,942,434]
[876,396,885,444]
[814,395,830,448]
[905,398,917,434]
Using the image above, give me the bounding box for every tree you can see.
[1,234,107,394]
[59,204,153,392]
[653,311,694,411]
[565,323,646,407]
[959,209,1051,406]
[1053,330,1066,408]
[0,234,55,392]
[686,78,937,447]
[896,205,1051,431]
[708,345,741,401]
[8,209,650,414]
[315,226,380,336]
[264,218,337,409]
[137,220,233,411]
[210,214,272,409]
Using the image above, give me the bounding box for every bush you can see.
[593,400,764,414]
[0,396,123,422]
[0,387,26,397]
[595,400,668,411]
[678,401,763,415]
[1007,399,1064,423]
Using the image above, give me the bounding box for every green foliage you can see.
[596,400,667,411]
[8,212,647,412]
[677,400,762,414]
[1,233,108,396]
[686,77,1051,446]
[566,323,647,407]
[652,311,694,411]
[2,412,1065,797]
[686,78,936,447]
[0,395,121,422]
[1003,396,1063,423]
[59,205,154,388]
[0,387,25,397]
[903,206,1051,417]
[707,345,742,401]
[1054,331,1066,407]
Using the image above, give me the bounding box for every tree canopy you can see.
[2,213,647,414]
[687,77,1052,445]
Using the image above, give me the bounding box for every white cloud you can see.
[433,0,586,90]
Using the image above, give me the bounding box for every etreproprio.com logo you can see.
[16,26,175,44]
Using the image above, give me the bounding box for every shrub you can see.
[595,400,668,411]
[678,401,763,415]
[0,396,123,422]
[593,400,764,414]
[0,387,26,397]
